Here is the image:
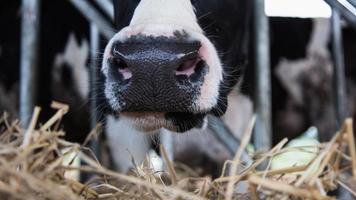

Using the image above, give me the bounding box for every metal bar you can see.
[81,24,101,182]
[253,0,272,151]
[208,116,252,165]
[331,10,348,125]
[93,0,114,20]
[89,24,101,158]
[338,0,356,15]
[20,0,41,126]
[324,0,356,28]
[68,0,115,39]
[348,0,356,8]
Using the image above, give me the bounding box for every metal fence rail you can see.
[20,0,41,127]
[89,24,101,159]
[253,0,272,151]
[93,0,114,20]
[331,10,348,127]
[68,0,115,39]
[324,0,356,130]
[324,0,356,27]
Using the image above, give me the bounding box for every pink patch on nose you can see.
[119,68,132,79]
[114,58,132,80]
[176,57,200,76]
[197,43,210,61]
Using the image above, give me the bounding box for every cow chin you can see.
[120,111,207,133]
[120,112,170,133]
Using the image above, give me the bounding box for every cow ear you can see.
[113,0,140,30]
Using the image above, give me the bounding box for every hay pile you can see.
[0,102,355,200]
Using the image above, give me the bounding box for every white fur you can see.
[190,31,223,112]
[307,18,330,58]
[54,33,89,98]
[104,81,125,111]
[129,0,202,33]
[102,0,228,171]
[106,115,151,172]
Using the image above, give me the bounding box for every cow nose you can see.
[111,50,202,81]
[107,39,208,112]
[110,40,206,82]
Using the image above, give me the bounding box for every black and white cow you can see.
[265,17,356,143]
[101,0,252,172]
[103,0,251,132]
[0,0,91,143]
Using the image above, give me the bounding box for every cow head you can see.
[102,0,250,133]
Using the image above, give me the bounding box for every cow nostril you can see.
[113,58,132,80]
[176,57,199,76]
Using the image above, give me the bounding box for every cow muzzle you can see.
[101,0,223,133]
[107,35,208,113]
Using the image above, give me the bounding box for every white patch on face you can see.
[104,81,125,110]
[102,0,223,113]
[54,33,89,99]
[106,115,151,172]
[129,0,202,33]
[190,31,223,112]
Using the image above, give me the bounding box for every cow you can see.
[101,0,252,172]
[0,0,91,143]
[103,0,251,132]
[265,17,356,143]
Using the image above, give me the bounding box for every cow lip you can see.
[122,112,165,119]
[121,112,172,132]
[120,111,207,133]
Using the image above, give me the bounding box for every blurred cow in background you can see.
[264,18,356,143]
[0,0,92,143]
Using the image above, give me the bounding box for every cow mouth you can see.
[121,111,206,133]
[121,112,174,132]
